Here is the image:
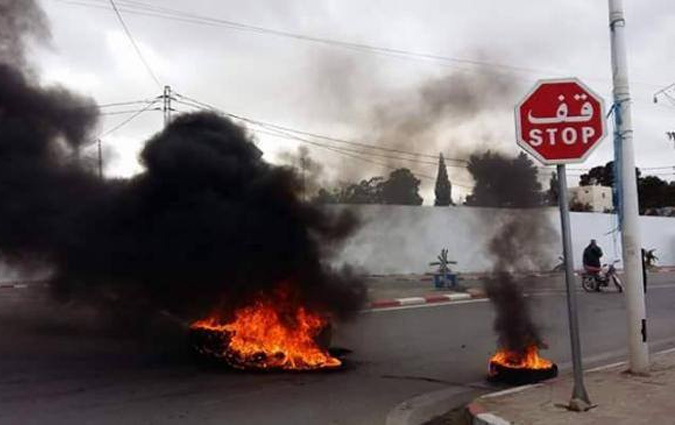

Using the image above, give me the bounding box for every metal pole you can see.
[608,0,649,374]
[97,138,103,179]
[163,85,172,128]
[557,164,591,409]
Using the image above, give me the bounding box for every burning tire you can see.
[188,286,343,371]
[488,361,558,385]
[488,346,558,385]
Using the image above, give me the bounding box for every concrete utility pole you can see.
[162,85,173,128]
[608,0,649,374]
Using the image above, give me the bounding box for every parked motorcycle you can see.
[581,260,623,293]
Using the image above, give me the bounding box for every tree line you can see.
[310,153,675,215]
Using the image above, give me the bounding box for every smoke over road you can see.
[467,152,557,355]
[0,0,364,328]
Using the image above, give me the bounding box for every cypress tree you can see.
[434,153,453,206]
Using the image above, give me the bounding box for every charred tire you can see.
[488,362,558,385]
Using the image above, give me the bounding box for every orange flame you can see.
[191,288,340,371]
[489,345,553,371]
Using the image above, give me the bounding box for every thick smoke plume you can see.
[278,146,325,200]
[370,70,517,158]
[467,152,556,355]
[305,52,523,189]
[0,0,364,327]
[0,0,49,67]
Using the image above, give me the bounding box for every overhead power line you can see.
[58,0,666,89]
[58,0,545,76]
[175,95,675,181]
[62,98,161,111]
[108,0,162,88]
[99,108,159,116]
[85,99,160,147]
[88,89,672,188]
[174,96,477,188]
[175,94,468,164]
[256,126,476,189]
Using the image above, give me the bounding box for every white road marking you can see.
[364,297,489,313]
[397,297,427,306]
[366,282,675,313]
[446,293,472,301]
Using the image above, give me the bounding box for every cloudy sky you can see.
[32,0,675,203]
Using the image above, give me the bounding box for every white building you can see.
[568,185,613,212]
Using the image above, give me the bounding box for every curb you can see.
[465,385,542,425]
[369,292,485,309]
[464,345,675,425]
[386,386,481,425]
[0,280,48,290]
[0,283,28,289]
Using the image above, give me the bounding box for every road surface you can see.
[1,273,675,424]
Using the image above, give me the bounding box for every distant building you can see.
[568,185,613,212]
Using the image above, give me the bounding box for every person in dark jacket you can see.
[582,239,603,273]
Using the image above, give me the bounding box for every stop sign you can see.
[515,78,606,165]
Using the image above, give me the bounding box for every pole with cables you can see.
[97,139,103,179]
[163,85,172,127]
[608,0,649,374]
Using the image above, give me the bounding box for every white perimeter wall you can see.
[332,205,675,275]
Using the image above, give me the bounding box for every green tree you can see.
[434,154,453,206]
[638,175,673,213]
[579,162,615,186]
[465,151,542,208]
[340,177,384,204]
[313,169,423,206]
[380,168,423,205]
[579,161,641,187]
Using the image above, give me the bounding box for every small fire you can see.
[190,286,341,371]
[489,345,553,372]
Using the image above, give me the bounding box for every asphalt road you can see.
[1,273,675,425]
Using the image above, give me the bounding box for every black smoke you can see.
[0,0,364,328]
[485,219,555,355]
[467,152,556,355]
[0,0,49,67]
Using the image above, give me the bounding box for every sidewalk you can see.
[365,268,675,309]
[469,348,675,425]
[364,275,486,309]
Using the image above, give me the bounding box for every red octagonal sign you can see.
[515,78,607,165]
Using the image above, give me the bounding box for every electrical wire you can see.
[175,94,467,164]
[108,0,162,88]
[173,95,675,184]
[85,99,160,147]
[173,97,477,188]
[100,108,160,116]
[57,0,553,77]
[258,127,479,189]
[174,98,454,170]
[56,0,669,90]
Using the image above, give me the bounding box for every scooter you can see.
[581,260,623,293]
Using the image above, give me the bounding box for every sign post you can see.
[556,164,591,409]
[515,78,607,411]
